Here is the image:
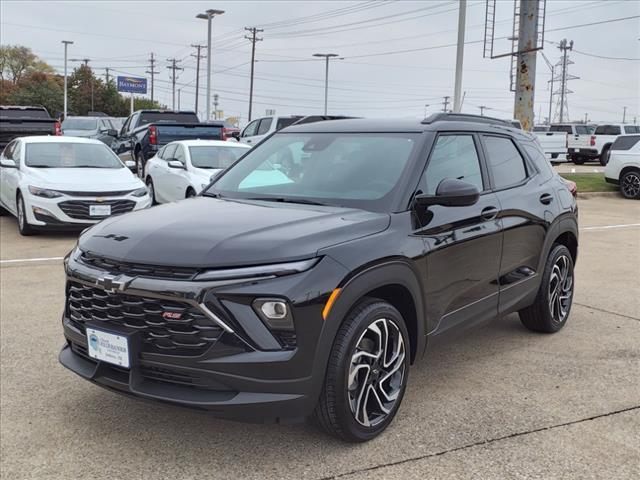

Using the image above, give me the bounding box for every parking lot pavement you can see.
[1,197,638,480]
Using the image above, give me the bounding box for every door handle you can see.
[246,139,252,143]
[481,206,499,221]
[539,193,554,205]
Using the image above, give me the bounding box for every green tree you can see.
[6,71,63,117]
[0,45,54,83]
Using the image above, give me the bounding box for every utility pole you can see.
[197,9,225,121]
[622,106,627,123]
[146,53,159,103]
[245,27,263,122]
[166,58,183,110]
[62,40,73,119]
[513,0,540,131]
[313,53,340,115]
[453,0,467,113]
[178,89,181,110]
[479,105,487,116]
[191,44,206,115]
[104,67,111,84]
[442,96,450,113]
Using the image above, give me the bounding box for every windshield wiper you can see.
[246,196,329,206]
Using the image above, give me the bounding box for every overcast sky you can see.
[1,0,638,124]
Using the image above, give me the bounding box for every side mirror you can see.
[0,158,17,168]
[107,129,118,137]
[167,159,185,169]
[124,160,136,169]
[414,178,480,208]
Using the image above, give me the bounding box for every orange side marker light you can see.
[322,288,341,320]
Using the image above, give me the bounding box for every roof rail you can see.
[422,113,511,127]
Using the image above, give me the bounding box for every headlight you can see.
[28,185,63,198]
[194,258,319,281]
[131,187,148,197]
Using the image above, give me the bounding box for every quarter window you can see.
[483,136,528,189]
[421,135,483,195]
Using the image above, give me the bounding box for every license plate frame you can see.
[89,204,111,216]
[86,327,130,368]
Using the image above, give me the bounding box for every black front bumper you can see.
[59,251,348,422]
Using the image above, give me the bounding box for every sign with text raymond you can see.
[117,76,147,94]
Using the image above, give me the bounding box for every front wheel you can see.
[313,298,409,442]
[185,188,196,198]
[519,244,574,333]
[135,151,145,178]
[146,177,157,205]
[620,170,640,199]
[17,193,36,236]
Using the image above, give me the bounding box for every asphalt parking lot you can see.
[1,196,638,480]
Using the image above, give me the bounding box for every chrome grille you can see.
[59,200,135,219]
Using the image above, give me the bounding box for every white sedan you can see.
[0,136,151,235]
[144,140,250,203]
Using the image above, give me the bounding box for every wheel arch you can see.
[620,165,640,178]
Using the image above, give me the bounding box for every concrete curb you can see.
[578,191,621,199]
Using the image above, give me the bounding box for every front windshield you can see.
[25,143,124,168]
[206,133,419,210]
[61,118,98,130]
[189,146,247,169]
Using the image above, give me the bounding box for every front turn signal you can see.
[322,288,341,320]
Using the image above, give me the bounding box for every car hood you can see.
[79,197,390,268]
[26,167,143,191]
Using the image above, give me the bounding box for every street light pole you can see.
[62,41,73,119]
[313,53,339,115]
[453,0,466,113]
[197,9,225,121]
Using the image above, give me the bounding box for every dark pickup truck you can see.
[0,106,61,149]
[110,110,224,176]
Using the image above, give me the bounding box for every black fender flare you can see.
[537,213,579,274]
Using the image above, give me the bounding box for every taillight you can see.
[54,121,62,136]
[566,180,578,199]
[590,135,596,146]
[221,127,229,141]
[149,125,157,145]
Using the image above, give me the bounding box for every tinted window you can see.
[521,141,553,182]
[483,136,527,189]
[2,141,17,160]
[421,135,483,195]
[533,126,549,132]
[62,118,98,130]
[0,108,50,119]
[25,142,123,168]
[624,126,640,134]
[575,125,591,135]
[611,135,640,151]
[595,125,621,135]
[257,118,273,135]
[209,133,419,212]
[189,146,248,169]
[276,117,302,130]
[549,125,572,134]
[242,120,260,137]
[139,112,199,125]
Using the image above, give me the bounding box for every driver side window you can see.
[173,145,186,165]
[242,120,260,137]
[420,135,483,195]
[163,144,177,161]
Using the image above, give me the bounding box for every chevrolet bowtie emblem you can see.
[96,275,126,293]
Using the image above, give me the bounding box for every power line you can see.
[166,58,183,110]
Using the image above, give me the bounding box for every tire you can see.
[0,205,8,216]
[16,193,36,236]
[313,298,410,442]
[519,244,574,333]
[600,146,610,166]
[135,151,145,178]
[572,156,586,165]
[185,188,196,198]
[620,170,640,199]
[146,177,157,205]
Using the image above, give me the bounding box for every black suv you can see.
[59,114,578,442]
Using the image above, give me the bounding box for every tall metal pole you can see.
[513,0,540,131]
[313,53,339,115]
[197,10,225,121]
[146,53,158,103]
[453,0,466,113]
[622,106,627,123]
[191,45,205,115]
[62,41,73,119]
[548,65,555,125]
[245,27,263,122]
[166,58,183,110]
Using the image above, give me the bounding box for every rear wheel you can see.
[313,298,409,442]
[620,170,640,199]
[519,244,574,333]
[16,193,36,236]
[572,156,586,165]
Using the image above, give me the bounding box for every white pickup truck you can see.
[584,124,640,166]
[547,124,595,165]
[533,126,567,163]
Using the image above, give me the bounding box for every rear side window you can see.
[257,118,273,135]
[483,136,528,189]
[611,135,640,151]
[624,126,640,134]
[595,125,621,135]
[421,135,483,195]
[521,141,553,182]
[575,125,591,135]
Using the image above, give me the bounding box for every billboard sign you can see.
[117,76,147,94]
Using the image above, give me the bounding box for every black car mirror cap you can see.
[167,159,185,169]
[107,129,118,137]
[415,178,480,207]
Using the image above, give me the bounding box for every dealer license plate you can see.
[89,204,111,216]
[86,328,130,368]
